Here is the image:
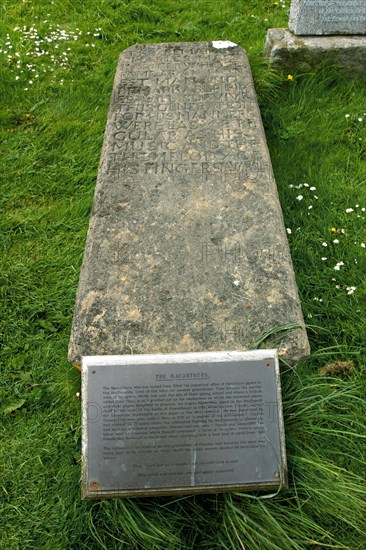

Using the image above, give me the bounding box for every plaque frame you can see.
[81,350,287,499]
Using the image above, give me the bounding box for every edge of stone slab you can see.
[121,40,241,50]
[264,28,366,77]
[69,334,311,369]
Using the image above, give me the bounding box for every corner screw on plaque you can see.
[92,370,96,374]
[266,363,271,368]
[90,481,100,491]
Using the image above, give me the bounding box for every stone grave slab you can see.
[68,41,310,367]
[82,350,287,498]
[289,0,366,35]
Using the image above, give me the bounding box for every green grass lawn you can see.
[1,0,365,548]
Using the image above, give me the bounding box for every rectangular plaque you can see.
[82,350,287,498]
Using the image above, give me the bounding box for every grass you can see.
[1,0,365,548]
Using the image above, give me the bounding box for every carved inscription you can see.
[105,47,267,187]
[305,0,365,21]
[290,0,366,34]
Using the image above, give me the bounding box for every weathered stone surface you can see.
[265,28,366,77]
[68,41,310,367]
[289,0,366,35]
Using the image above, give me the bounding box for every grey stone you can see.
[289,0,366,35]
[68,41,310,368]
[265,28,366,77]
[82,350,287,498]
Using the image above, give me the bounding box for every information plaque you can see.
[82,350,287,498]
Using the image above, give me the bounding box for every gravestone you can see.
[265,1,366,75]
[82,350,287,498]
[289,0,366,35]
[68,41,310,367]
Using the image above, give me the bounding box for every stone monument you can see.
[265,0,366,76]
[290,0,366,35]
[68,41,310,368]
